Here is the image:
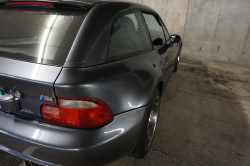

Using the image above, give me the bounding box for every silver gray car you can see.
[0,0,182,165]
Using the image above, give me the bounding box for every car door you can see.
[159,19,178,70]
[142,12,175,87]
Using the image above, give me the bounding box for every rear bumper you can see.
[0,106,147,166]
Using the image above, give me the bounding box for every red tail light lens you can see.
[41,98,113,128]
[6,2,53,6]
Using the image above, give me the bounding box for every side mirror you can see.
[170,34,181,43]
[152,38,163,46]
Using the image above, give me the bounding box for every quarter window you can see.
[143,13,166,49]
[107,12,151,60]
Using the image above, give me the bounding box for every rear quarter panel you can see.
[55,51,163,115]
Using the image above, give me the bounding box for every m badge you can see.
[0,89,4,98]
[40,95,53,102]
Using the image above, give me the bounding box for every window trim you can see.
[159,18,171,44]
[141,10,168,50]
[105,9,153,62]
[139,11,154,51]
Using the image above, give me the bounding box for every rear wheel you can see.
[130,89,160,159]
[173,55,179,72]
[173,45,181,72]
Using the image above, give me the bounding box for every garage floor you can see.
[1,57,250,166]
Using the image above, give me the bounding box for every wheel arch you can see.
[156,81,164,96]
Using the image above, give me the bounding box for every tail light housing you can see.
[41,98,113,128]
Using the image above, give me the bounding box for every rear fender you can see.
[55,51,163,115]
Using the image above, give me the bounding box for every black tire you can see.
[173,46,181,72]
[129,89,160,159]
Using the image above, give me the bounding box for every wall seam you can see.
[213,0,223,40]
[183,0,191,40]
[211,0,223,58]
[239,21,250,61]
[164,0,168,22]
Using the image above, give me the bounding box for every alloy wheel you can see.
[145,96,160,151]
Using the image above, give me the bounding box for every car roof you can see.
[62,1,156,67]
[4,0,154,14]
[55,0,153,11]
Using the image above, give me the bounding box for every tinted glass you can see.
[0,8,88,66]
[107,12,151,60]
[143,13,166,49]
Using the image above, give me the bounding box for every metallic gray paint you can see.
[0,106,147,166]
[0,58,61,83]
[55,51,163,115]
[0,57,61,120]
[0,1,182,165]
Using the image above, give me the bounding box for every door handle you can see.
[165,56,169,63]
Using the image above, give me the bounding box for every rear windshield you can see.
[0,8,88,66]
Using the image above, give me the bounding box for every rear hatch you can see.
[0,3,89,120]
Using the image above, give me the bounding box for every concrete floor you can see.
[1,57,250,166]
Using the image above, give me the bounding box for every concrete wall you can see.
[183,0,250,64]
[106,0,250,64]
[108,0,189,37]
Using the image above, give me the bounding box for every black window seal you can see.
[139,10,154,51]
[158,17,171,44]
[141,10,168,50]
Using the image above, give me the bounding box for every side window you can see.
[142,13,166,49]
[160,20,171,44]
[107,11,151,60]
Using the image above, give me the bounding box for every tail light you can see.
[41,98,113,128]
